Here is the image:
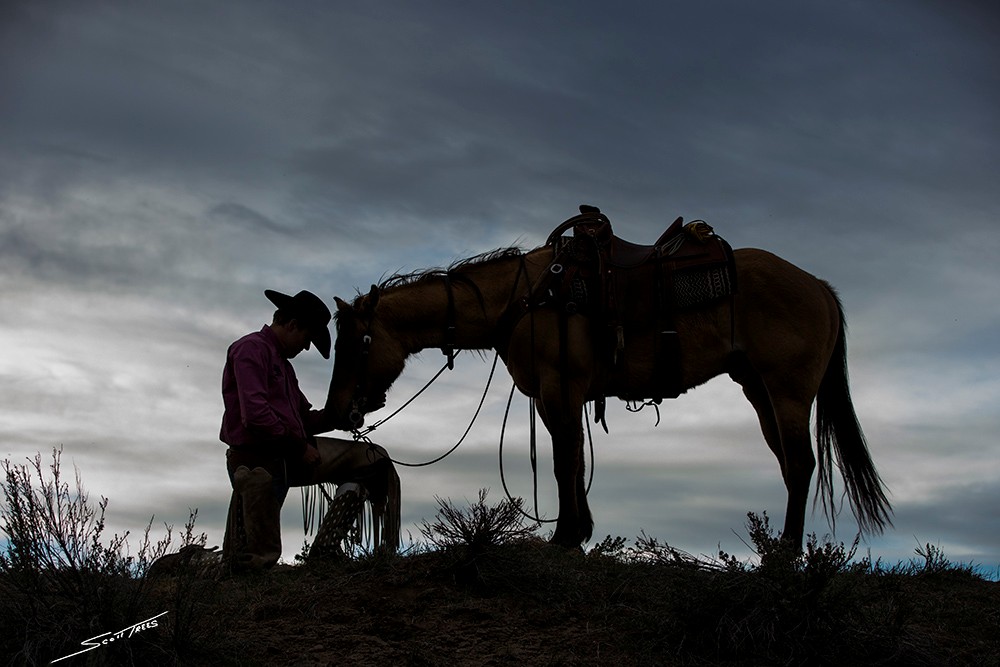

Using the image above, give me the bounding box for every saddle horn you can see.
[546,205,610,247]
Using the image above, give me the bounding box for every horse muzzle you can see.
[348,401,366,428]
[346,391,387,429]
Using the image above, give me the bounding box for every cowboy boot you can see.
[234,466,283,570]
[308,483,367,561]
[222,485,245,570]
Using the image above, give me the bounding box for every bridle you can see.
[342,276,460,429]
[345,328,374,429]
[337,289,377,429]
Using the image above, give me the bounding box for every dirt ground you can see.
[143,539,1000,667]
[178,548,641,666]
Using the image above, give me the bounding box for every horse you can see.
[324,212,892,549]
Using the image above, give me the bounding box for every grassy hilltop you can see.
[2,451,998,666]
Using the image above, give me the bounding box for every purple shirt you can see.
[220,325,327,450]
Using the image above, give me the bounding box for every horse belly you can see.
[603,303,732,401]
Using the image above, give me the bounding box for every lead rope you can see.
[499,381,553,523]
[529,397,539,524]
[352,350,501,468]
[499,383,597,524]
[351,360,452,440]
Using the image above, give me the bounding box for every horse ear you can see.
[334,296,352,313]
[366,284,380,311]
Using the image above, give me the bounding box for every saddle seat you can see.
[602,217,684,268]
[548,206,734,304]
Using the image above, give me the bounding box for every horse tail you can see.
[814,283,893,536]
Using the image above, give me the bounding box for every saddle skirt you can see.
[545,205,736,401]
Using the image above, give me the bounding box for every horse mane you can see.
[376,247,523,292]
[335,247,524,326]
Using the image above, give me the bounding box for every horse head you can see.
[325,284,407,430]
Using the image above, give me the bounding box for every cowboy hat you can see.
[264,289,332,359]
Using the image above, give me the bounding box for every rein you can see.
[498,383,597,525]
[352,349,501,468]
[351,361,452,440]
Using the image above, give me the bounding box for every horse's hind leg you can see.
[734,364,815,547]
[735,367,784,477]
[769,392,816,547]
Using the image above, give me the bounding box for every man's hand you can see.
[303,442,321,466]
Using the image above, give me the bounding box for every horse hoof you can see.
[549,532,585,550]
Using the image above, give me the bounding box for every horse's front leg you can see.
[535,389,592,548]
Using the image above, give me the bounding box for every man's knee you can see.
[359,441,391,463]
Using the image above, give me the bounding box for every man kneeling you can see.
[220,289,399,570]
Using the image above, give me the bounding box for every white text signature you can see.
[52,611,168,663]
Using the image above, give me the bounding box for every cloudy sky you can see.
[2,1,997,570]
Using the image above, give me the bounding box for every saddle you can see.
[545,205,736,402]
